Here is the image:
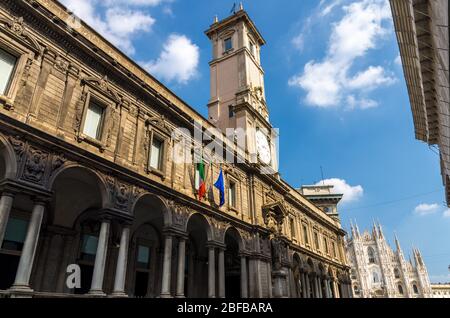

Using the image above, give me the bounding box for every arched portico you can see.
[185,213,212,298]
[223,227,248,298]
[34,165,110,295]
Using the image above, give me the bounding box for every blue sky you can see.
[61,0,450,282]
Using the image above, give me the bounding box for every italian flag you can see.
[196,161,206,200]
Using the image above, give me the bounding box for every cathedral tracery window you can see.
[372,271,379,283]
[412,284,419,294]
[394,268,400,279]
[368,247,376,263]
[398,284,404,294]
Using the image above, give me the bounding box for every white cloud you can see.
[395,54,402,66]
[61,0,162,55]
[289,0,395,110]
[346,95,378,110]
[142,34,200,84]
[316,178,364,203]
[414,203,440,216]
[348,66,396,90]
[320,0,344,17]
[292,33,305,51]
[443,209,450,218]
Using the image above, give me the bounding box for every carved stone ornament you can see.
[23,148,48,184]
[210,218,229,242]
[102,174,134,212]
[0,15,42,54]
[54,55,70,73]
[168,200,191,229]
[8,135,26,161]
[82,75,121,103]
[51,154,66,172]
[145,114,172,135]
[259,236,271,256]
[262,201,286,234]
[238,229,253,251]
[73,91,87,134]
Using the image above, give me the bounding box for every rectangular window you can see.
[0,48,17,95]
[302,224,309,244]
[149,136,164,171]
[80,234,99,262]
[228,105,234,118]
[83,99,105,140]
[224,37,232,52]
[332,242,337,258]
[137,245,150,269]
[228,181,236,208]
[1,218,28,251]
[324,237,329,254]
[314,232,320,250]
[290,218,295,238]
[249,41,255,56]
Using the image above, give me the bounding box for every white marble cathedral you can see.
[346,221,432,298]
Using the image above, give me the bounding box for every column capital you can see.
[99,208,134,224]
[238,252,252,258]
[206,241,226,249]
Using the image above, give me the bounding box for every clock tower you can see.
[205,5,278,172]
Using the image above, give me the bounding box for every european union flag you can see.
[214,168,225,207]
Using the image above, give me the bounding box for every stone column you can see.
[316,276,323,298]
[218,248,225,298]
[89,220,111,296]
[240,255,248,298]
[175,237,186,298]
[313,276,319,298]
[347,283,353,298]
[160,234,173,298]
[208,245,216,298]
[0,192,14,246]
[334,281,340,298]
[10,201,45,293]
[301,272,307,298]
[305,274,311,298]
[324,279,330,298]
[112,226,130,297]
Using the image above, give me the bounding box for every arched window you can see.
[398,284,404,294]
[372,272,379,283]
[354,285,360,294]
[412,284,419,294]
[351,269,357,280]
[368,247,376,263]
[394,268,400,279]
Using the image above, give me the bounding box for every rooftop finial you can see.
[239,2,244,10]
[213,15,218,23]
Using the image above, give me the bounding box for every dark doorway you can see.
[224,232,241,298]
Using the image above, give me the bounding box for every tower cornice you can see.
[205,9,266,45]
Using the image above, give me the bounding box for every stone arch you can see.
[0,134,18,180]
[306,257,316,274]
[185,212,213,241]
[131,192,171,227]
[223,226,244,251]
[318,262,327,277]
[185,213,213,298]
[223,226,244,298]
[292,253,303,298]
[126,192,174,297]
[48,165,109,228]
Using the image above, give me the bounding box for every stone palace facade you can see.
[346,222,432,298]
[0,0,351,298]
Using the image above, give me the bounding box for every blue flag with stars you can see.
[214,168,225,207]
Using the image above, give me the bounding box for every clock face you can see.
[256,129,271,165]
